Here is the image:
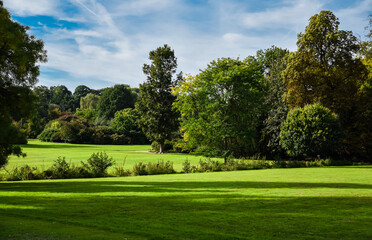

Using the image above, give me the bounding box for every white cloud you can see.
[112,0,176,17]
[3,0,60,16]
[335,0,372,39]
[241,0,324,32]
[5,0,371,90]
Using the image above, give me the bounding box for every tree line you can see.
[1,0,371,170]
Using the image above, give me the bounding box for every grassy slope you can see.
[0,167,371,239]
[6,139,216,172]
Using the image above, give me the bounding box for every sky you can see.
[3,0,372,91]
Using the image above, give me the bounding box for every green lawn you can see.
[0,167,371,239]
[6,139,216,172]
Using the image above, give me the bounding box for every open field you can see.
[0,167,371,239]
[6,139,217,172]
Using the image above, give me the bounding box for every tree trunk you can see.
[159,142,164,154]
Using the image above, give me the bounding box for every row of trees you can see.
[26,84,139,138]
[139,11,371,161]
[1,0,371,170]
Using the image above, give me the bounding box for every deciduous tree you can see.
[173,58,266,161]
[282,11,369,159]
[0,1,47,168]
[136,44,181,153]
[257,46,289,158]
[280,103,343,158]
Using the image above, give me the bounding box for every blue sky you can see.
[3,0,372,91]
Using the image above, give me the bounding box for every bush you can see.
[132,162,147,176]
[113,157,131,176]
[280,103,343,158]
[173,139,194,153]
[182,159,192,173]
[6,165,41,181]
[82,152,115,177]
[92,126,114,144]
[37,128,62,142]
[60,117,94,143]
[50,157,71,179]
[111,133,130,145]
[146,161,175,175]
[132,161,176,176]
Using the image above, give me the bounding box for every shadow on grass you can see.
[0,180,371,193]
[0,179,371,240]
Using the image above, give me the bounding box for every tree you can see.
[282,11,369,159]
[111,108,146,144]
[71,85,92,110]
[256,46,289,158]
[80,93,100,110]
[96,84,136,122]
[173,58,266,161]
[0,1,47,168]
[51,85,73,112]
[280,103,343,158]
[136,44,181,153]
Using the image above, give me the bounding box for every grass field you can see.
[0,167,371,239]
[6,139,217,172]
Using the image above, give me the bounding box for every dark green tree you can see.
[0,1,47,168]
[51,85,72,112]
[136,44,181,153]
[71,85,92,110]
[96,84,136,122]
[173,58,266,161]
[256,46,289,158]
[282,11,369,159]
[280,103,343,158]
[111,108,147,144]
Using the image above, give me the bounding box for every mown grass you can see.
[0,167,371,239]
[6,139,216,172]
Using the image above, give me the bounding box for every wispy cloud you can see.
[3,0,60,16]
[3,0,371,90]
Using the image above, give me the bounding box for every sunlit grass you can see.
[6,139,217,172]
[0,167,371,239]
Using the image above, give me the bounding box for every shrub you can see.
[132,162,147,176]
[132,161,176,176]
[82,152,115,177]
[113,157,131,176]
[173,139,194,153]
[146,161,175,175]
[92,126,114,144]
[280,103,343,158]
[6,165,41,181]
[50,157,71,179]
[111,133,130,145]
[37,128,62,142]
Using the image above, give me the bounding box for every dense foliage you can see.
[1,0,370,164]
[282,11,370,160]
[280,103,343,158]
[173,58,266,161]
[0,1,47,168]
[257,46,289,158]
[136,44,181,153]
[96,84,136,121]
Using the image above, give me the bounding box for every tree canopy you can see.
[173,57,266,160]
[280,103,343,158]
[282,10,370,160]
[136,44,181,153]
[0,1,47,168]
[96,84,136,121]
